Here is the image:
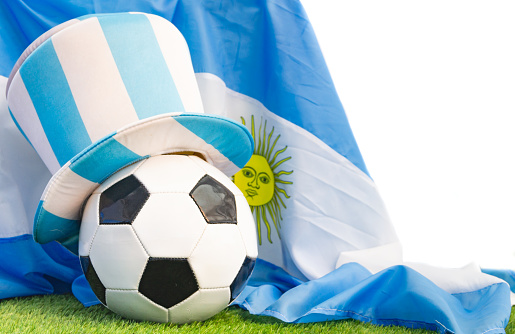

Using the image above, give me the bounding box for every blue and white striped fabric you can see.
[6,12,254,253]
[8,13,203,173]
[0,2,512,334]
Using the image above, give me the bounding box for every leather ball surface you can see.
[78,154,258,323]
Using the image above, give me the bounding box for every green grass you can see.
[0,294,513,333]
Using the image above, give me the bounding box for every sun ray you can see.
[266,203,281,239]
[275,179,293,185]
[261,205,273,243]
[264,127,275,158]
[271,156,291,170]
[255,205,262,245]
[275,170,293,177]
[269,201,281,229]
[272,196,283,221]
[269,146,288,166]
[256,117,263,156]
[260,120,268,156]
[275,191,287,212]
[250,115,256,143]
[267,134,281,161]
[276,187,291,200]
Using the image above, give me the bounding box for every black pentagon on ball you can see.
[139,258,199,309]
[80,256,107,306]
[230,257,256,302]
[99,175,149,225]
[190,175,237,224]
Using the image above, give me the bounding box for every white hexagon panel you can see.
[188,224,247,289]
[106,289,168,323]
[88,225,148,290]
[169,288,231,324]
[132,193,207,258]
[234,194,259,259]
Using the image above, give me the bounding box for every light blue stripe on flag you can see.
[175,114,254,169]
[69,135,144,184]
[97,13,184,119]
[0,234,84,298]
[171,2,369,176]
[19,39,91,167]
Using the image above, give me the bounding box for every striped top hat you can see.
[6,12,253,253]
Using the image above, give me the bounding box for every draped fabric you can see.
[0,1,511,333]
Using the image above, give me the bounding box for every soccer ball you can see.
[78,154,258,323]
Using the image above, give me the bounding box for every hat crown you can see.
[7,13,204,174]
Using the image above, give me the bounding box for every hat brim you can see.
[33,112,253,253]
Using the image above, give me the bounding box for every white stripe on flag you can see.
[337,243,508,295]
[0,76,52,238]
[405,262,507,295]
[52,17,139,143]
[143,13,204,114]
[6,72,61,173]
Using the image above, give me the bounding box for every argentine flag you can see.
[0,1,512,333]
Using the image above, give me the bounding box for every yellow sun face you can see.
[233,115,293,245]
[234,154,275,206]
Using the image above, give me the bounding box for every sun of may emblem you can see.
[233,115,293,245]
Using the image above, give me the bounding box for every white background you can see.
[301,1,515,268]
